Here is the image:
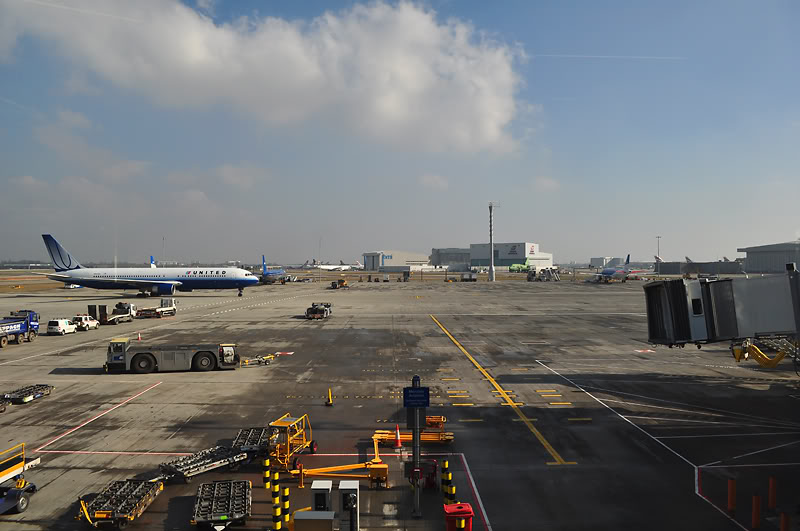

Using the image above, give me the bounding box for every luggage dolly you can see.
[158,447,248,483]
[191,479,252,530]
[0,443,40,515]
[3,384,54,404]
[231,427,275,456]
[77,479,163,529]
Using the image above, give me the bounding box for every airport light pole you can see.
[488,201,499,282]
[656,235,661,258]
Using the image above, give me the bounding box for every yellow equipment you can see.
[731,339,798,369]
[372,415,454,446]
[290,437,388,489]
[270,414,316,471]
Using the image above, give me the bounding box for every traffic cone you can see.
[137,332,142,341]
[393,424,402,449]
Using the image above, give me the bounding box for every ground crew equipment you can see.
[191,480,251,530]
[3,384,54,404]
[158,447,248,483]
[77,479,163,528]
[374,415,454,446]
[290,437,388,489]
[104,338,240,373]
[0,444,40,515]
[305,302,332,319]
[269,414,317,471]
[232,427,273,455]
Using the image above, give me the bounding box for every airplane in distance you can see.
[589,254,652,283]
[41,234,259,297]
[260,256,286,284]
[309,259,364,271]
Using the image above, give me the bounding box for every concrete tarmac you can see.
[0,280,798,530]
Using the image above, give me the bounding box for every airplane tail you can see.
[654,255,663,263]
[302,260,309,267]
[723,256,730,262]
[340,260,346,266]
[356,260,363,268]
[42,234,82,272]
[150,256,157,268]
[262,255,267,275]
[625,254,630,266]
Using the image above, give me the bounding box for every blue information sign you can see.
[403,386,430,408]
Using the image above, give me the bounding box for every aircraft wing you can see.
[42,273,182,289]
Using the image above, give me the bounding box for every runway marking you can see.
[549,402,572,406]
[702,440,800,467]
[511,368,529,371]
[536,389,557,393]
[37,450,191,456]
[490,389,512,393]
[35,381,162,452]
[501,402,524,406]
[568,418,592,422]
[452,403,474,406]
[541,394,562,397]
[431,315,573,465]
[441,378,461,381]
[535,360,748,530]
[521,340,550,345]
[656,431,800,440]
[703,462,800,469]
[448,395,470,398]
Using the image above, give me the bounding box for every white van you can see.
[47,319,77,335]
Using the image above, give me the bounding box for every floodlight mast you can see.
[488,201,499,282]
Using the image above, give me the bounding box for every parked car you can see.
[47,319,77,335]
[72,314,99,331]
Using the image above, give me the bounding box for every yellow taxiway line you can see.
[430,314,575,465]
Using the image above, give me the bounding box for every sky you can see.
[1,0,798,265]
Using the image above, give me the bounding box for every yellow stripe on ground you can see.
[549,402,572,406]
[511,368,529,371]
[568,418,592,421]
[430,314,574,465]
[448,395,470,398]
[452,403,474,406]
[446,390,468,394]
[536,389,557,393]
[541,394,562,397]
[441,378,461,381]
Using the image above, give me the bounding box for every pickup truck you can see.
[0,311,39,348]
[72,315,99,331]
[136,298,178,319]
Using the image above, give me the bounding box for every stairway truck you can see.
[0,311,39,348]
[104,338,239,374]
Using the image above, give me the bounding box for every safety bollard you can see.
[272,503,282,530]
[282,486,290,525]
[768,477,777,511]
[298,463,304,489]
[727,479,736,514]
[263,458,271,490]
[326,387,333,407]
[780,512,789,531]
[448,484,457,504]
[752,495,761,529]
[272,471,281,519]
[441,459,451,496]
[457,517,466,529]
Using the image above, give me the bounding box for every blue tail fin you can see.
[42,234,82,272]
[625,254,630,266]
[150,256,156,268]
[262,255,267,275]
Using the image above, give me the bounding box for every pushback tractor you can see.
[104,338,239,374]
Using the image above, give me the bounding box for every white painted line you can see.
[38,450,191,456]
[459,452,492,531]
[35,381,162,452]
[703,462,800,468]
[657,432,800,440]
[535,360,748,531]
[621,416,792,429]
[703,439,800,467]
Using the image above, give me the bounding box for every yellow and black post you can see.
[441,459,451,497]
[456,517,466,529]
[282,485,290,525]
[263,458,271,490]
[448,484,457,504]
[272,471,282,530]
[326,387,333,406]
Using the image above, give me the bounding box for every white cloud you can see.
[418,174,448,190]
[57,109,91,128]
[65,71,100,95]
[0,1,522,152]
[216,164,264,189]
[533,176,559,191]
[196,0,216,17]
[11,175,45,190]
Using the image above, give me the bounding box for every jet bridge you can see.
[644,264,800,351]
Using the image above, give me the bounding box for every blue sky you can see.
[1,0,798,264]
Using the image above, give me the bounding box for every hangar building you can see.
[737,241,800,273]
[362,250,431,272]
[469,242,553,270]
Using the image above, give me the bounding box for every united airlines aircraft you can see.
[42,234,259,297]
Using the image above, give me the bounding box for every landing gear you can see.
[238,288,243,297]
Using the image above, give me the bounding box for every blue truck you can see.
[0,311,39,349]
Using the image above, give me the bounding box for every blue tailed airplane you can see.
[41,234,259,296]
[260,256,286,284]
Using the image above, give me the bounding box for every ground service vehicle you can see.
[136,298,177,318]
[77,479,163,528]
[72,314,99,331]
[192,480,252,529]
[104,338,239,373]
[0,311,39,348]
[330,279,349,289]
[0,444,40,515]
[47,319,77,335]
[306,302,332,319]
[89,302,137,325]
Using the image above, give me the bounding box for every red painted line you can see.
[35,381,162,453]
[38,450,191,456]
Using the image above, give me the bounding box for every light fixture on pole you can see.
[488,201,500,282]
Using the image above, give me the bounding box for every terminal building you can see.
[655,260,743,275]
[737,241,800,273]
[362,250,431,272]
